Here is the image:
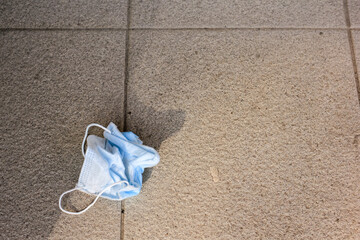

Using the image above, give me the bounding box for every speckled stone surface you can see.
[0,30,125,239]
[349,0,360,27]
[0,0,128,28]
[1,1,360,239]
[353,30,360,100]
[354,30,360,60]
[130,0,345,28]
[124,30,360,240]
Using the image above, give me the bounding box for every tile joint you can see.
[121,0,132,239]
[343,0,360,105]
[0,27,357,31]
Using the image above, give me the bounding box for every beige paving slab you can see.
[349,0,360,27]
[130,0,345,28]
[0,30,125,239]
[353,30,360,98]
[0,0,128,28]
[125,30,360,240]
[355,31,360,62]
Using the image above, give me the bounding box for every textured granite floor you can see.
[1,1,359,240]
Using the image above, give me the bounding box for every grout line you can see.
[129,27,349,31]
[121,0,132,239]
[343,0,360,105]
[120,201,126,240]
[0,27,358,31]
[122,3,131,133]
[343,0,351,27]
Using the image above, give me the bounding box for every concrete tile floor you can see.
[130,0,345,28]
[1,1,359,240]
[349,0,360,27]
[0,0,128,28]
[125,29,360,240]
[0,31,125,239]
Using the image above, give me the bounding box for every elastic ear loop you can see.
[81,123,111,157]
[59,123,119,215]
[59,181,129,215]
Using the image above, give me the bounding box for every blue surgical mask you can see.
[59,123,160,215]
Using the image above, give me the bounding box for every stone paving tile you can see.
[124,30,360,239]
[349,0,360,27]
[0,0,128,28]
[355,31,360,60]
[130,0,345,28]
[0,30,125,239]
[353,30,360,100]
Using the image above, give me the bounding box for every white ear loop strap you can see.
[59,181,129,215]
[59,123,117,215]
[81,123,111,157]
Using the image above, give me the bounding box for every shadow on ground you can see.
[126,96,186,183]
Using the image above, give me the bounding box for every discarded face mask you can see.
[59,122,160,215]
